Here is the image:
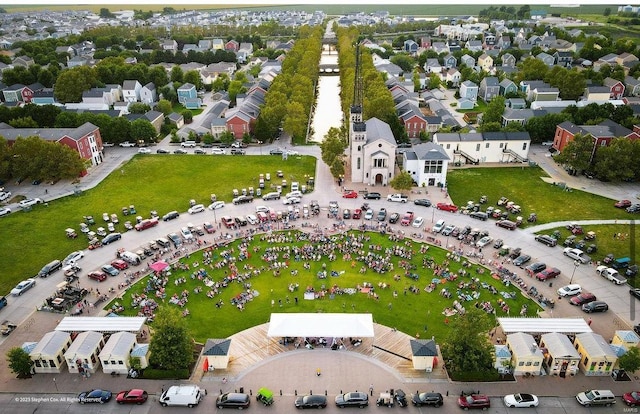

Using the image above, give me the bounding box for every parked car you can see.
[11,278,36,296]
[536,267,561,281]
[295,394,327,409]
[18,198,43,209]
[116,389,148,404]
[627,204,640,213]
[211,148,226,155]
[630,288,640,300]
[442,224,456,236]
[411,392,443,407]
[363,192,381,200]
[388,212,400,224]
[156,148,169,154]
[513,254,531,266]
[216,393,251,409]
[535,234,557,247]
[63,250,84,265]
[401,212,415,226]
[352,209,362,219]
[0,207,10,217]
[101,264,119,277]
[476,236,493,248]
[615,199,632,208]
[558,284,582,297]
[503,393,539,408]
[582,301,608,313]
[469,211,488,221]
[188,204,205,214]
[436,202,458,212]
[569,292,595,305]
[412,216,424,228]
[432,219,445,233]
[102,232,122,245]
[208,201,225,210]
[342,190,358,199]
[377,208,387,221]
[623,391,640,407]
[575,389,616,407]
[38,259,62,277]
[335,392,368,408]
[457,394,490,410]
[525,262,546,276]
[78,389,112,404]
[87,271,107,282]
[496,220,517,230]
[414,199,432,207]
[137,147,151,154]
[365,209,374,220]
[111,259,129,270]
[563,248,590,264]
[173,149,188,154]
[269,148,284,155]
[162,211,180,221]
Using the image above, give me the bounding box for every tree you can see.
[389,171,414,193]
[128,103,151,114]
[183,70,202,91]
[618,346,640,374]
[554,133,594,173]
[170,66,184,83]
[130,119,157,144]
[480,96,505,125]
[156,99,173,116]
[440,308,494,378]
[181,110,193,124]
[525,113,569,143]
[8,116,38,128]
[148,307,194,370]
[228,80,247,104]
[593,138,635,182]
[320,127,347,177]
[54,67,97,103]
[6,347,33,378]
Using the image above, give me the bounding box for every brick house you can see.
[552,119,636,154]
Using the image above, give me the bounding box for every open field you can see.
[446,167,636,225]
[0,155,315,293]
[115,230,539,342]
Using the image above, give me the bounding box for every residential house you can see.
[402,142,450,187]
[225,39,239,52]
[497,35,511,50]
[122,80,142,103]
[499,79,517,97]
[398,104,427,139]
[584,86,612,102]
[410,339,439,372]
[477,53,494,72]
[177,83,199,107]
[553,119,635,153]
[2,84,33,103]
[573,332,617,376]
[532,86,560,102]
[445,68,461,87]
[603,77,625,100]
[442,54,457,69]
[127,111,164,134]
[99,332,138,375]
[540,332,580,377]
[198,39,212,50]
[459,80,478,102]
[211,38,224,50]
[434,131,530,164]
[554,51,573,67]
[64,331,105,374]
[536,52,555,66]
[483,32,497,49]
[460,54,476,68]
[31,88,56,105]
[506,332,544,376]
[167,112,184,129]
[500,53,516,68]
[624,76,640,97]
[506,98,526,109]
[457,98,475,110]
[0,122,104,167]
[464,39,483,52]
[420,36,432,49]
[431,41,449,54]
[140,82,157,104]
[403,39,418,55]
[12,56,35,68]
[162,39,178,53]
[479,77,500,101]
[502,108,546,127]
[494,345,512,373]
[30,331,72,374]
[611,330,640,351]
[424,58,442,75]
[82,88,111,107]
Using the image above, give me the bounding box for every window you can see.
[522,142,527,150]
[584,356,589,366]
[525,361,532,366]
[374,158,386,168]
[533,361,540,366]
[499,143,504,148]
[423,160,443,174]
[485,142,490,148]
[104,360,109,365]
[518,361,524,366]
[476,143,480,151]
[357,158,361,169]
[446,144,450,149]
[35,360,42,367]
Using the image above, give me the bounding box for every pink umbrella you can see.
[149,260,169,272]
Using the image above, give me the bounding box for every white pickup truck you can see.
[119,141,135,147]
[387,193,408,203]
[596,265,628,285]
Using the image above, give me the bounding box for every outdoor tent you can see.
[55,316,146,334]
[498,317,592,335]
[267,313,374,338]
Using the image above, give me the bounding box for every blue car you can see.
[78,389,112,404]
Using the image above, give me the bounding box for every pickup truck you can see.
[596,265,628,285]
[387,193,408,203]
[119,141,135,147]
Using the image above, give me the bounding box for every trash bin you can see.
[239,387,244,393]
[549,282,553,287]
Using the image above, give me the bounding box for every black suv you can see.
[232,195,253,205]
[162,210,179,221]
[389,212,400,224]
[363,192,381,200]
[535,234,557,247]
[470,211,488,221]
[38,259,62,277]
[412,392,443,407]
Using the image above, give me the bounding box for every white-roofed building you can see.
[574,332,617,376]
[540,332,580,377]
[30,331,72,373]
[64,331,105,374]
[99,331,137,374]
[55,316,146,334]
[506,332,544,376]
[498,318,592,335]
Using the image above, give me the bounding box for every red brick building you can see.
[553,119,638,155]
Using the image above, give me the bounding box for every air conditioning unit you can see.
[425,366,433,373]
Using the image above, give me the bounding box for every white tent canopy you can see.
[55,316,146,333]
[498,317,592,335]
[267,313,374,338]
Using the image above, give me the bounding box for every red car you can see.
[111,259,129,270]
[536,267,561,281]
[458,394,491,410]
[436,203,458,212]
[203,222,216,234]
[570,292,596,306]
[615,199,632,208]
[623,391,640,406]
[401,212,414,226]
[116,389,148,405]
[352,209,362,219]
[88,271,107,282]
[342,190,358,199]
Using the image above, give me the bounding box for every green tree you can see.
[100,117,131,144]
[148,65,169,88]
[554,133,594,173]
[182,110,193,124]
[525,113,569,144]
[6,347,33,378]
[440,308,494,378]
[228,80,247,104]
[128,103,151,114]
[156,99,173,115]
[480,96,505,125]
[148,309,194,370]
[0,137,11,180]
[389,54,415,73]
[389,171,414,193]
[170,66,184,83]
[212,74,230,92]
[320,127,347,177]
[329,157,345,179]
[219,130,235,146]
[618,346,640,374]
[8,116,38,128]
[593,138,635,182]
[428,73,441,90]
[130,119,157,144]
[515,57,548,83]
[54,66,97,103]
[99,8,115,18]
[183,70,202,91]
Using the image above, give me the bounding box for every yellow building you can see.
[574,332,617,376]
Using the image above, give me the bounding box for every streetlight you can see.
[258,141,262,155]
[569,260,580,284]
[53,377,58,392]
[431,205,436,223]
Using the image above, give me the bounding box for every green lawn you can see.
[446,167,635,225]
[114,230,539,342]
[0,155,315,294]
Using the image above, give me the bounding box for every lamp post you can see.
[258,141,262,155]
[53,377,58,392]
[569,260,580,284]
[431,205,436,223]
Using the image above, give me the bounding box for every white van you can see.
[291,181,299,192]
[159,385,205,407]
[120,251,141,266]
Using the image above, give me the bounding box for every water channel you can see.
[309,47,343,143]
